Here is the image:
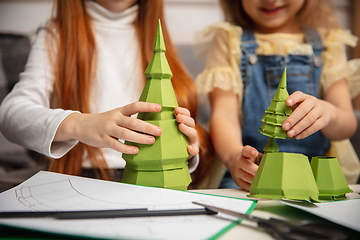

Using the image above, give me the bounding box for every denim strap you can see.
[240,31,258,86]
[303,27,325,57]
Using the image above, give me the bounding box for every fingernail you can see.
[132,148,139,154]
[288,130,295,137]
[148,137,154,144]
[155,104,161,111]
[295,134,302,139]
[283,122,290,130]
[287,99,293,105]
[155,128,161,135]
[188,145,192,152]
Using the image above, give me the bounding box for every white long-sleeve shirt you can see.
[0,1,198,171]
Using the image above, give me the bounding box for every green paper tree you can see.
[121,20,191,190]
[248,68,320,202]
[260,68,293,153]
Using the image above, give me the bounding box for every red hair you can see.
[47,0,213,186]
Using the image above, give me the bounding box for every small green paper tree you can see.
[121,20,191,190]
[260,68,292,153]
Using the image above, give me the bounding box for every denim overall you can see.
[220,29,330,189]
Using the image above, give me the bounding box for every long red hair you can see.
[47,0,213,186]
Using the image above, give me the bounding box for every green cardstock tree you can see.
[121,20,191,191]
[248,68,320,202]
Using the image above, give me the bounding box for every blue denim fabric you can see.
[219,28,330,189]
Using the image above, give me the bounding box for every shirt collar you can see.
[85,0,138,27]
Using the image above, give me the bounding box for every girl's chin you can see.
[255,22,292,33]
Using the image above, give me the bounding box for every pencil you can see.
[0,208,217,219]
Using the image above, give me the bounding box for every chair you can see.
[0,33,45,192]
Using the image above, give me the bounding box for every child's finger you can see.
[294,116,326,139]
[105,136,139,154]
[237,178,251,191]
[283,96,316,131]
[112,126,156,145]
[187,144,199,156]
[286,91,306,106]
[178,123,197,145]
[239,156,258,175]
[176,113,195,128]
[242,145,258,160]
[287,107,321,138]
[174,106,191,116]
[238,168,255,185]
[120,102,162,116]
[116,116,162,137]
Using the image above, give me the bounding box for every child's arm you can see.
[209,88,261,190]
[283,79,357,140]
[55,103,199,156]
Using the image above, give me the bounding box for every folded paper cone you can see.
[311,156,353,200]
[248,152,320,202]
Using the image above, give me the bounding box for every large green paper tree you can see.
[248,68,320,202]
[121,20,191,190]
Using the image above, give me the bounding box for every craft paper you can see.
[0,171,257,240]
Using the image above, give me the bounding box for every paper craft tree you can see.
[248,68,320,202]
[121,20,191,191]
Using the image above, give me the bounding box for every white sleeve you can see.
[187,154,199,174]
[187,140,200,173]
[0,29,78,159]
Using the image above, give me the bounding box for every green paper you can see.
[311,156,353,200]
[248,152,320,202]
[122,20,191,190]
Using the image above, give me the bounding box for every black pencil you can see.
[0,208,217,219]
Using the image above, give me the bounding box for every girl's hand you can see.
[55,102,163,154]
[282,91,332,139]
[174,107,199,157]
[229,145,262,191]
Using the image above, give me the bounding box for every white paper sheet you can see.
[281,186,360,233]
[0,171,257,239]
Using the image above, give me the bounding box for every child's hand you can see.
[282,91,331,139]
[174,107,199,158]
[230,145,263,191]
[55,102,163,154]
